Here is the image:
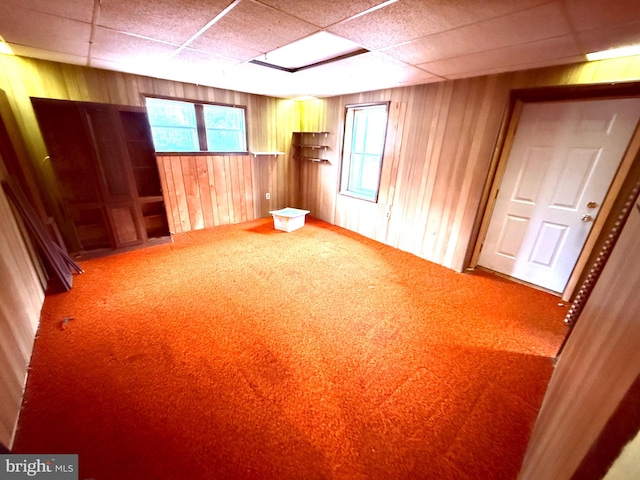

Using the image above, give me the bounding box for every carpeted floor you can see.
[14,217,568,479]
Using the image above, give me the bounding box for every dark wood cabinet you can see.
[31,98,170,255]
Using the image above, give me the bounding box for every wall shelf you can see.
[292,131,329,136]
[296,157,331,164]
[292,132,330,164]
[293,144,328,149]
[251,151,285,158]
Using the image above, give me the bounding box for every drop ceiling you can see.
[0,0,638,99]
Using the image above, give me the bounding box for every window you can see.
[145,97,248,154]
[202,104,246,152]
[340,103,389,202]
[145,98,198,152]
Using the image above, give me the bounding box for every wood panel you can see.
[0,156,44,449]
[0,54,639,261]
[0,89,46,219]
[0,56,296,238]
[0,42,637,467]
[156,155,257,233]
[297,56,640,272]
[518,204,640,480]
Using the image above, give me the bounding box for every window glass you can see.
[145,97,248,153]
[203,104,247,152]
[145,98,198,152]
[341,103,389,202]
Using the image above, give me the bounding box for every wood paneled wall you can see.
[0,39,639,468]
[297,56,640,271]
[0,156,44,448]
[157,155,256,234]
[518,204,640,480]
[2,55,639,268]
[0,56,299,239]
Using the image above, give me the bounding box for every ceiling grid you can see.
[0,0,637,98]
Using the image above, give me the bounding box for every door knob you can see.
[581,214,593,222]
[587,201,597,209]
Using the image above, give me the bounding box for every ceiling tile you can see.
[564,0,640,32]
[328,0,551,51]
[98,0,233,45]
[383,3,571,65]
[1,0,635,99]
[90,28,179,66]
[190,1,319,61]
[89,58,161,79]
[443,55,586,79]
[207,62,305,98]
[293,51,440,93]
[157,48,241,79]
[0,0,94,23]
[577,21,640,53]
[170,48,241,68]
[419,35,581,77]
[0,4,91,57]
[255,0,389,28]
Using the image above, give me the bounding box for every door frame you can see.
[468,83,640,301]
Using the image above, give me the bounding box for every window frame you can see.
[339,101,390,203]
[144,95,249,155]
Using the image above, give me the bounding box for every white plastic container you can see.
[269,207,311,232]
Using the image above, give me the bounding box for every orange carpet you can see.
[14,217,568,479]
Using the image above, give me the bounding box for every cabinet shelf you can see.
[139,195,164,203]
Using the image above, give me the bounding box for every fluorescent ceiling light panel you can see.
[586,44,640,61]
[252,31,367,71]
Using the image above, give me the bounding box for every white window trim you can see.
[144,96,249,155]
[339,102,390,202]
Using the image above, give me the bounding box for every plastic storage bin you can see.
[269,207,311,232]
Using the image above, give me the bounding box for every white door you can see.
[478,98,640,293]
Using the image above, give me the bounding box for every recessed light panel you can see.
[251,31,367,71]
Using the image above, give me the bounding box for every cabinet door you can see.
[32,98,105,251]
[31,99,102,205]
[84,105,146,248]
[84,105,136,202]
[106,204,142,246]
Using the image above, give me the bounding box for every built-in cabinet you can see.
[292,131,330,163]
[31,98,170,255]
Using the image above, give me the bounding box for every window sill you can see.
[339,191,378,203]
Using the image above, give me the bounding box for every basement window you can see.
[340,102,389,202]
[145,97,248,154]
